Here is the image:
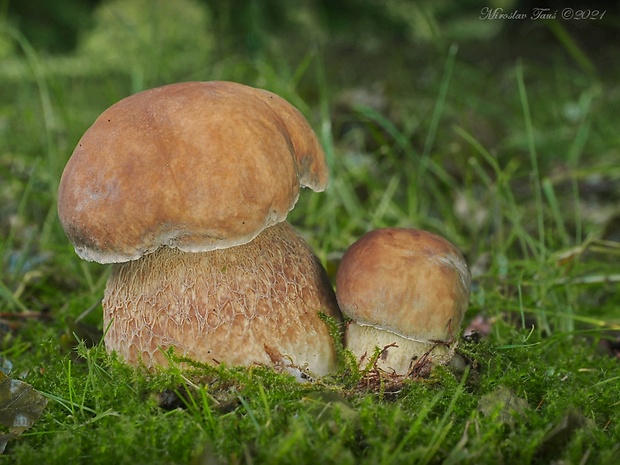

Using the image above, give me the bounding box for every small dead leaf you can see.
[477,385,529,427]
[0,372,48,453]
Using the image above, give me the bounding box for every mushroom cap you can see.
[336,228,471,344]
[57,81,329,264]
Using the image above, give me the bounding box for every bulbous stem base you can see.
[346,321,455,375]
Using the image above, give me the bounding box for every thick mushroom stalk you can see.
[336,228,471,375]
[58,81,341,376]
[105,221,339,375]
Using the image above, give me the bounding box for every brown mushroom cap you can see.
[336,228,471,372]
[58,81,329,264]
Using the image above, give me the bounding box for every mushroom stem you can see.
[103,221,341,375]
[346,322,454,374]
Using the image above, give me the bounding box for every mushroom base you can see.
[345,322,455,375]
[102,221,342,376]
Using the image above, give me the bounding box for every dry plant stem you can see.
[347,322,454,375]
[103,221,341,375]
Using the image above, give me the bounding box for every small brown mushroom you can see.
[335,228,471,375]
[58,81,341,376]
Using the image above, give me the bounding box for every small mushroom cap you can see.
[58,81,329,264]
[336,228,471,344]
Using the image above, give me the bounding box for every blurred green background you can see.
[2,0,619,318]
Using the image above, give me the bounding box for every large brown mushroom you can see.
[58,81,341,376]
[336,228,471,375]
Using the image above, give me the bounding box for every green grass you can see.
[2,1,620,464]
